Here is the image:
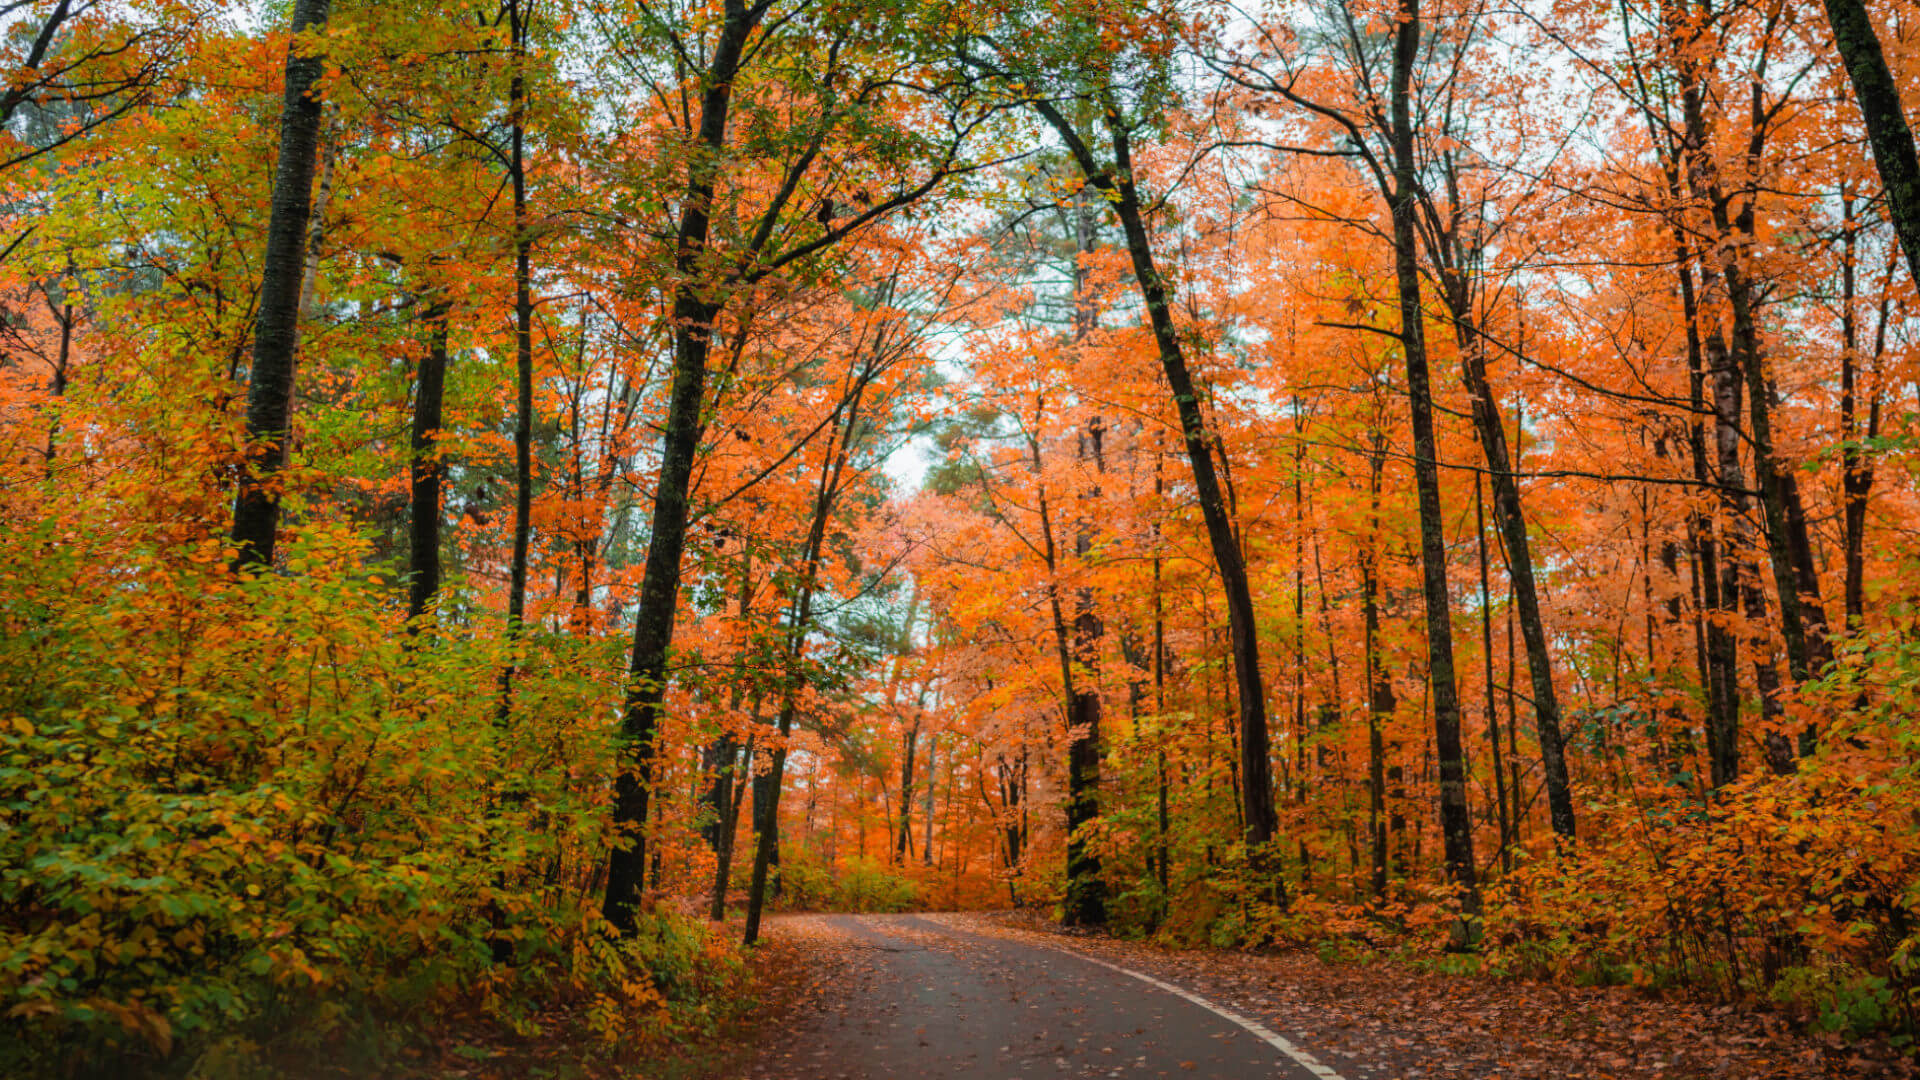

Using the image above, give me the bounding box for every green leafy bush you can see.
[0,524,733,1073]
[761,854,917,913]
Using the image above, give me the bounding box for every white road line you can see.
[1037,941,1349,1080]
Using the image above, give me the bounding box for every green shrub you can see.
[1772,964,1900,1039]
[835,858,917,913]
[0,524,690,1074]
[760,854,917,914]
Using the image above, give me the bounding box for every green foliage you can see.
[0,521,742,1073]
[1772,965,1896,1038]
[764,855,918,914]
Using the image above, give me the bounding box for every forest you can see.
[1,0,1918,1074]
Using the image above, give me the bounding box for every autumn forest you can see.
[4,0,1920,1074]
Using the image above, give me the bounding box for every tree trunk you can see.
[1673,35,1834,764]
[1062,191,1108,925]
[704,549,760,919]
[603,0,761,933]
[1388,0,1478,935]
[1475,476,1512,870]
[1640,79,1743,778]
[922,732,937,868]
[1673,234,1740,785]
[1838,197,1888,629]
[1030,97,1281,869]
[1151,448,1172,908]
[1442,285,1574,840]
[406,301,451,623]
[743,367,870,945]
[1362,430,1396,898]
[503,0,535,650]
[1817,0,1920,287]
[229,0,332,571]
[895,721,918,865]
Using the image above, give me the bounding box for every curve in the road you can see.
[1052,943,1347,1080]
[753,913,1351,1080]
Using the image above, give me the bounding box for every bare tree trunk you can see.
[1475,476,1512,870]
[895,720,919,865]
[1817,0,1920,286]
[1363,433,1393,900]
[1025,95,1281,875]
[1387,0,1478,937]
[604,0,763,933]
[922,732,937,868]
[230,0,332,570]
[1439,283,1573,840]
[1152,448,1172,909]
[407,301,451,623]
[502,0,535,659]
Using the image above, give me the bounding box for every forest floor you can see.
[729,911,1918,1080]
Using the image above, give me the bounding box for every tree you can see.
[596,0,1000,930]
[1816,0,1920,286]
[229,0,332,570]
[961,9,1287,879]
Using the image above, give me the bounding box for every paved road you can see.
[749,914,1339,1080]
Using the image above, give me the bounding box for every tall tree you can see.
[599,0,991,929]
[229,0,332,570]
[406,298,452,622]
[502,0,537,652]
[965,20,1286,872]
[1382,0,1480,929]
[1816,0,1920,286]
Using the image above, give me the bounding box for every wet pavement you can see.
[748,913,1336,1080]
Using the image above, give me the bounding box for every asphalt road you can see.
[749,914,1341,1080]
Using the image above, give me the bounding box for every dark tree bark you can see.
[0,0,74,132]
[1421,170,1575,838]
[1817,0,1920,287]
[700,733,739,908]
[406,301,452,623]
[883,586,922,866]
[39,283,73,470]
[1702,309,1762,786]
[1362,433,1394,900]
[1150,447,1172,909]
[984,746,1029,907]
[1727,252,1833,689]
[1838,195,1889,628]
[1664,21,1822,775]
[503,0,535,647]
[1432,243,1574,841]
[1024,94,1282,868]
[229,0,331,571]
[1631,10,1744,786]
[741,542,825,945]
[703,549,758,921]
[1474,476,1513,870]
[922,732,937,868]
[704,730,755,920]
[603,0,764,933]
[1063,417,1107,926]
[1062,192,1107,926]
[742,367,872,945]
[1387,0,1478,933]
[1678,15,1836,691]
[1677,240,1741,785]
[1019,395,1103,922]
[895,721,919,864]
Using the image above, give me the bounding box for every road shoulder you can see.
[947,910,1916,1080]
